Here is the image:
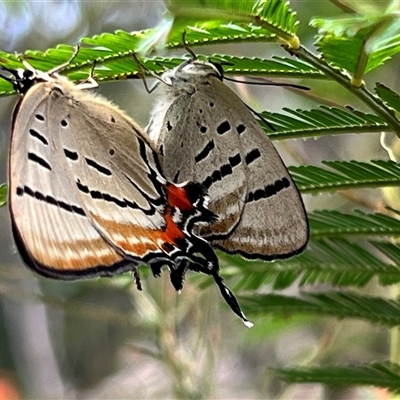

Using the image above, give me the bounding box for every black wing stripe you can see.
[195,140,215,163]
[246,177,290,202]
[28,153,51,170]
[16,185,85,215]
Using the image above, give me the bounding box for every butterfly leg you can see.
[131,268,142,291]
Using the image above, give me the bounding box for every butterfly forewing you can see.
[44,88,172,259]
[147,60,309,260]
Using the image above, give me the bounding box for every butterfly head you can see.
[0,61,53,95]
[163,59,224,86]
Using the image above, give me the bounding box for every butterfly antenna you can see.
[131,52,168,93]
[182,31,197,60]
[224,76,309,91]
[245,103,277,132]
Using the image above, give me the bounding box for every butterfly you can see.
[1,57,252,326]
[147,58,309,261]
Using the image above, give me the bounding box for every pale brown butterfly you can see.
[146,56,309,261]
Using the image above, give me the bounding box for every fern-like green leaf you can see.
[375,83,400,114]
[310,210,400,238]
[261,106,387,138]
[239,291,400,326]
[0,184,7,208]
[165,0,299,43]
[290,160,400,194]
[273,362,400,393]
[0,45,321,97]
[221,239,400,291]
[311,29,400,75]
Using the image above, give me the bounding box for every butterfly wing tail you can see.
[186,247,253,327]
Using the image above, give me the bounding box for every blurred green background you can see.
[0,1,398,399]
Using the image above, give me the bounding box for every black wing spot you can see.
[29,129,48,145]
[85,157,112,176]
[264,184,276,197]
[229,153,241,167]
[217,120,231,135]
[195,140,215,163]
[35,114,45,121]
[167,121,173,131]
[237,124,246,134]
[199,109,203,114]
[203,176,212,189]
[282,177,290,188]
[220,164,232,177]
[90,190,102,199]
[200,126,207,133]
[275,179,284,191]
[245,149,261,165]
[212,169,223,184]
[111,116,116,123]
[209,102,214,108]
[61,119,68,127]
[28,153,51,170]
[253,189,266,201]
[109,149,115,156]
[64,149,78,160]
[76,181,89,194]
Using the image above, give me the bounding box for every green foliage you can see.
[0,184,6,207]
[290,160,400,193]
[1,0,400,396]
[273,362,400,393]
[240,292,400,326]
[262,106,386,139]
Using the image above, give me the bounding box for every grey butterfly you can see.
[1,59,252,326]
[147,59,309,260]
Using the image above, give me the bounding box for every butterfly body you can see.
[147,60,309,260]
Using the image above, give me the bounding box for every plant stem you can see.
[156,279,208,400]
